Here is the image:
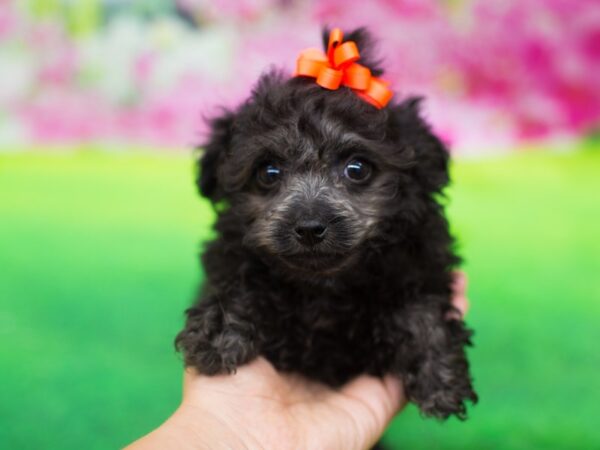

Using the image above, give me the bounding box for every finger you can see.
[452,271,467,297]
[334,375,406,449]
[451,271,470,317]
[341,375,405,422]
[452,294,469,317]
[182,357,296,405]
[182,368,196,398]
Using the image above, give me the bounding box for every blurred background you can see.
[0,0,599,449]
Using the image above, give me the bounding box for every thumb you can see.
[334,375,406,449]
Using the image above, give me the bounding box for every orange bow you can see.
[295,28,393,109]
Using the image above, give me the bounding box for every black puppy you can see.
[176,28,477,420]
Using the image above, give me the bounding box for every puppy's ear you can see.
[197,111,235,202]
[392,97,450,193]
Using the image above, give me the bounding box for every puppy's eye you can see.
[344,159,372,183]
[257,163,282,187]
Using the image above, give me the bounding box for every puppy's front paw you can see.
[175,300,258,375]
[404,332,478,420]
[181,328,256,375]
[412,377,478,420]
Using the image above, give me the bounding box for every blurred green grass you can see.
[1,145,599,449]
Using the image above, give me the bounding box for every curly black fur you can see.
[176,28,477,420]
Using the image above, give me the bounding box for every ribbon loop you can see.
[333,41,360,68]
[295,28,393,109]
[342,63,371,90]
[317,67,343,90]
[360,77,394,109]
[327,27,344,62]
[296,48,328,78]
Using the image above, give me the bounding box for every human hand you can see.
[127,272,469,450]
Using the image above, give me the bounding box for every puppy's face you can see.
[199,75,448,276]
[235,127,398,274]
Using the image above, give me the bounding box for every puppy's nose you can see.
[294,220,327,246]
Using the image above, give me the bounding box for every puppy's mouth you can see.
[279,251,351,274]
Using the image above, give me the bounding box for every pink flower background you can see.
[1,0,599,152]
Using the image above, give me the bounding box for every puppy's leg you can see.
[396,302,477,420]
[175,295,258,375]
